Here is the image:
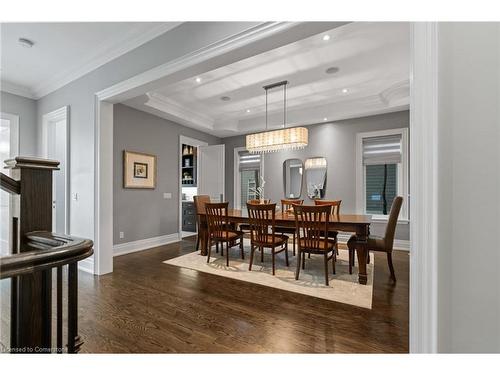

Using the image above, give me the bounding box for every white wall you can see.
[437,23,500,353]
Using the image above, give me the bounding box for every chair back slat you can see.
[281,199,303,214]
[247,203,276,244]
[205,202,229,239]
[314,199,342,216]
[293,204,330,251]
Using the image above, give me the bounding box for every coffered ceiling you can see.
[123,22,410,138]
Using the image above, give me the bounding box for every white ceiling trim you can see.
[145,92,215,130]
[0,80,36,99]
[31,22,182,100]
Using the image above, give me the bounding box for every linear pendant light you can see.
[246,80,308,153]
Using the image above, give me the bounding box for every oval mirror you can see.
[305,157,327,199]
[283,158,303,198]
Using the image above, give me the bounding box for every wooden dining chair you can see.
[314,199,342,255]
[276,199,303,256]
[293,204,337,286]
[239,199,271,232]
[194,195,211,252]
[205,202,245,266]
[247,203,289,275]
[347,196,403,281]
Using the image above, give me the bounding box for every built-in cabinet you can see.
[181,143,198,233]
[182,201,196,232]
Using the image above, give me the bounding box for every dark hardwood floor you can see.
[76,237,408,353]
[1,237,408,353]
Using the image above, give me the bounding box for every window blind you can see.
[238,150,261,171]
[362,134,402,165]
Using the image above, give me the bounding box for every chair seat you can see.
[347,234,387,252]
[252,234,288,247]
[299,238,336,252]
[211,230,244,241]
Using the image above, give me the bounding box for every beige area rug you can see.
[164,239,374,309]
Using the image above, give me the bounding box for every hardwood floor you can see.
[1,237,409,353]
[77,237,408,353]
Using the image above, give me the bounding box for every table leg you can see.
[355,242,368,285]
[200,226,208,256]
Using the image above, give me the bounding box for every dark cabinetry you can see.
[182,201,196,232]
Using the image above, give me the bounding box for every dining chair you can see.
[239,199,271,232]
[205,202,245,266]
[276,199,303,256]
[293,204,337,286]
[194,195,211,252]
[347,196,403,281]
[247,202,289,275]
[314,199,342,256]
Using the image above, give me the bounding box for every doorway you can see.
[0,112,19,255]
[42,106,69,234]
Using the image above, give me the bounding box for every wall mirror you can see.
[283,158,303,198]
[305,157,327,199]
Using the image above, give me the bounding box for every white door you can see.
[43,107,69,234]
[0,112,19,255]
[198,144,225,203]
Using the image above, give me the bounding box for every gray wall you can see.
[0,91,37,156]
[113,104,220,245]
[35,22,260,240]
[437,23,500,353]
[223,110,410,240]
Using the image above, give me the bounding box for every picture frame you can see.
[123,150,157,189]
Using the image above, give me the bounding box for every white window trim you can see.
[234,146,264,210]
[356,127,409,222]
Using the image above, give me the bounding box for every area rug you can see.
[163,239,374,309]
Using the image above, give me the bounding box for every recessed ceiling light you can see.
[246,109,251,113]
[325,67,339,75]
[322,34,330,41]
[220,96,231,101]
[18,38,34,48]
[323,117,328,121]
[342,88,348,94]
[195,77,202,83]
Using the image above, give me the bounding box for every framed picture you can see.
[123,150,156,189]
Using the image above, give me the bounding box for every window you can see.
[234,148,263,209]
[356,128,408,220]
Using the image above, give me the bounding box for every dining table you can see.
[197,209,372,285]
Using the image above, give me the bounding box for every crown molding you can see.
[0,80,36,99]
[31,22,182,99]
[380,79,411,106]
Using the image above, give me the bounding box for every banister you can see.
[0,172,21,195]
[0,232,93,279]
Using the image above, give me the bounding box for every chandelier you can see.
[246,80,308,153]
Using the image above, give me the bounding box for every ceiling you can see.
[0,22,181,98]
[124,22,410,138]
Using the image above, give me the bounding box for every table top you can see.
[226,209,372,225]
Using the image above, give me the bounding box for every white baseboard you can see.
[113,233,181,257]
[337,233,410,252]
[78,257,94,274]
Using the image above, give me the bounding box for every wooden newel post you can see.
[5,157,60,353]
